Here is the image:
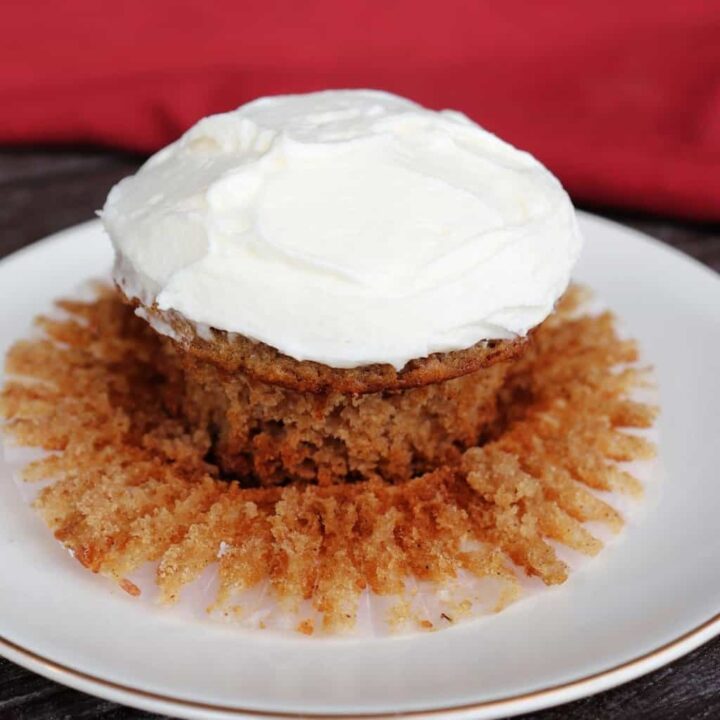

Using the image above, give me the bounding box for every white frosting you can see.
[102,90,582,369]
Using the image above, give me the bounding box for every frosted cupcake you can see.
[101,90,581,486]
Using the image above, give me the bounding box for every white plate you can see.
[0,212,719,720]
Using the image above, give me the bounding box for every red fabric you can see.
[4,1,720,220]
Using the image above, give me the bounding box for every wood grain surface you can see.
[0,149,718,720]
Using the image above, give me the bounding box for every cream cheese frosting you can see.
[101,90,582,369]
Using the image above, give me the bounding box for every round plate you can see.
[1,212,719,720]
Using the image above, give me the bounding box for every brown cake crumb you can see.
[120,579,141,597]
[0,285,657,632]
[296,619,315,636]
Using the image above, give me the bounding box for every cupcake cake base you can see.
[162,342,512,487]
[131,296,527,487]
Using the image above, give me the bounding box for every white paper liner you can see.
[0,291,662,638]
[1,408,661,638]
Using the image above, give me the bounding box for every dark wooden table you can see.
[0,148,718,720]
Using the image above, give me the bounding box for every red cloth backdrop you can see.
[3,1,720,220]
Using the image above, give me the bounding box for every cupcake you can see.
[101,90,581,487]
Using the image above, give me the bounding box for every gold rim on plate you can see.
[1,612,719,719]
